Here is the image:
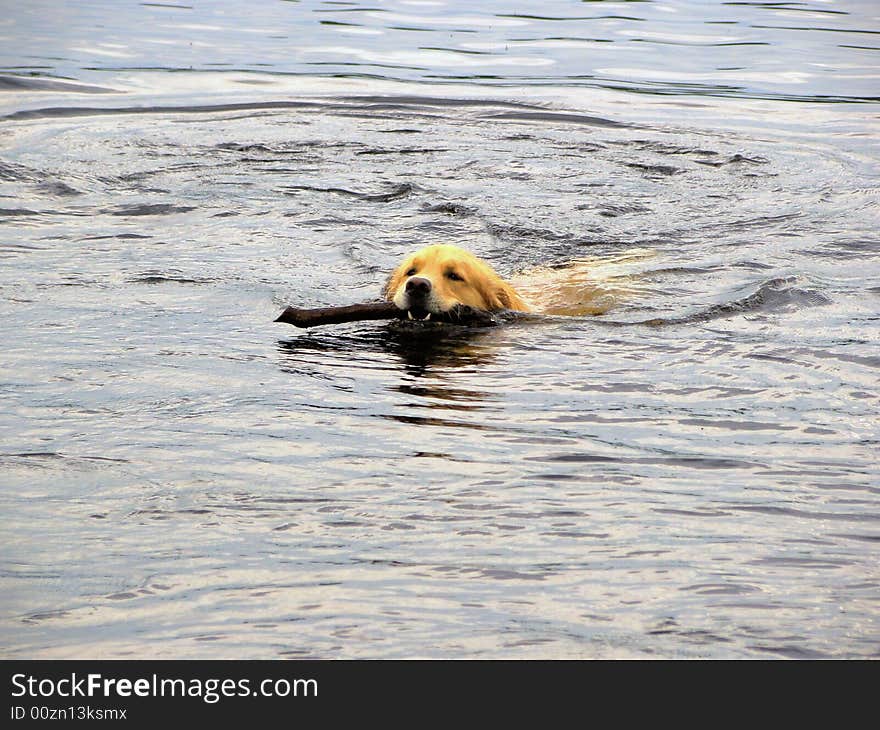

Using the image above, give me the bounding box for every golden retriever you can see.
[383,244,530,320]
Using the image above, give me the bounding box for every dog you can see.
[382,244,531,321]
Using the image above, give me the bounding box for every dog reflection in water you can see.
[277,322,500,379]
[383,243,646,320]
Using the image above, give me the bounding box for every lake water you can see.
[1,0,878,659]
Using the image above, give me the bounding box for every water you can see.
[1,1,878,659]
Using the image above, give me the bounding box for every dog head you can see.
[382,244,529,320]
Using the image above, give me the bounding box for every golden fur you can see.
[383,244,530,318]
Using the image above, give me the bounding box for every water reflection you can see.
[3,0,879,661]
[5,0,878,103]
[276,320,499,379]
[277,323,499,433]
[381,322,500,377]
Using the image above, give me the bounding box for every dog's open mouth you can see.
[406,305,432,321]
[396,304,506,327]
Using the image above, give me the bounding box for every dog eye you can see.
[445,271,464,282]
[406,268,417,276]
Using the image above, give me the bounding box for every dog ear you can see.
[491,283,529,312]
[497,286,515,309]
[472,282,507,311]
[492,286,512,310]
[382,264,407,300]
[470,271,511,311]
[488,283,526,311]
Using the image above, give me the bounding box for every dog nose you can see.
[405,277,432,296]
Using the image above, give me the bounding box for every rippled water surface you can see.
[1,1,879,659]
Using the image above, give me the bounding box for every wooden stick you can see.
[274,301,512,328]
[275,301,400,328]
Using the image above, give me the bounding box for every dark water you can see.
[1,1,878,659]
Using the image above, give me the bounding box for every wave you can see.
[0,74,119,94]
[640,277,831,326]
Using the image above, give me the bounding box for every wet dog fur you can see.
[382,244,530,320]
